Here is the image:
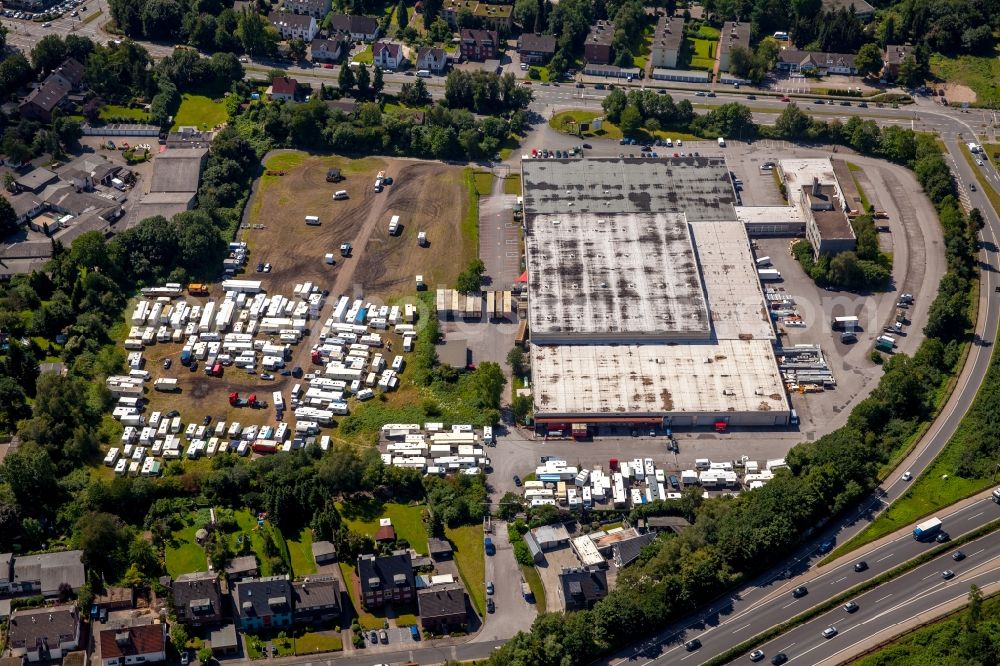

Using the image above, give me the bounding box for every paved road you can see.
[603,491,1000,665]
[733,528,1000,666]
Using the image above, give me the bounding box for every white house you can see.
[311,38,343,63]
[416,47,448,74]
[372,42,404,71]
[8,605,80,662]
[99,623,167,666]
[285,0,330,18]
[268,12,318,41]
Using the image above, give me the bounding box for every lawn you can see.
[354,44,373,64]
[472,170,494,195]
[930,52,1000,108]
[520,564,545,610]
[100,104,150,122]
[170,94,228,131]
[446,524,486,617]
[338,562,383,630]
[228,508,281,577]
[549,109,703,143]
[165,521,208,578]
[984,144,1000,166]
[338,500,429,554]
[293,632,343,655]
[632,23,653,73]
[681,35,717,71]
[503,174,521,195]
[287,527,316,577]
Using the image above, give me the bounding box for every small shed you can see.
[210,625,239,656]
[427,537,453,561]
[311,540,337,565]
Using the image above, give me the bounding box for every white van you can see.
[417,69,431,78]
[305,215,321,226]
[333,190,349,200]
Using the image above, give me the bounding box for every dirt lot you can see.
[247,153,475,301]
[136,153,476,433]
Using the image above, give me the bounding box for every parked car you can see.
[202,415,212,426]
[163,358,172,369]
[180,652,189,665]
[487,581,494,594]
[487,597,495,613]
[513,475,522,486]
[369,631,378,643]
[378,630,388,643]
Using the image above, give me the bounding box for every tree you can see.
[619,104,642,137]
[140,0,183,39]
[372,65,384,95]
[727,44,754,79]
[236,8,277,57]
[511,394,532,424]
[288,38,307,61]
[0,196,17,236]
[897,54,923,88]
[31,35,68,75]
[396,0,408,30]
[338,62,355,93]
[108,0,144,35]
[602,88,627,122]
[774,103,811,138]
[423,0,443,28]
[497,492,524,521]
[853,42,883,78]
[506,346,525,375]
[455,258,485,293]
[356,63,371,95]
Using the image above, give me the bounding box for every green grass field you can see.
[520,564,545,610]
[446,524,486,617]
[165,522,208,578]
[287,527,317,577]
[354,44,373,64]
[503,174,521,195]
[472,170,494,195]
[171,94,228,131]
[338,501,429,554]
[682,35,717,71]
[100,104,150,122]
[293,632,343,655]
[930,52,1000,108]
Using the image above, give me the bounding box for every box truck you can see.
[913,517,942,540]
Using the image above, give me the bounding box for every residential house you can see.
[285,0,330,19]
[171,572,223,627]
[9,550,85,598]
[98,623,166,666]
[416,47,448,74]
[460,28,498,62]
[612,532,656,569]
[649,16,684,69]
[268,12,318,41]
[821,0,874,20]
[643,516,691,534]
[327,14,379,42]
[311,541,337,566]
[427,537,453,561]
[517,33,556,65]
[8,605,80,662]
[292,575,341,624]
[310,38,343,63]
[209,626,238,657]
[442,0,512,32]
[417,584,467,633]
[718,21,750,73]
[558,567,607,611]
[357,552,415,609]
[235,575,293,633]
[18,58,85,123]
[372,42,404,70]
[267,77,299,102]
[883,44,910,79]
[584,21,615,65]
[776,49,857,75]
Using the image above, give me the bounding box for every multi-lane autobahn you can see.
[4,18,1000,663]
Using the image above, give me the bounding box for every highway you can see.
[5,17,1000,663]
[733,529,1000,666]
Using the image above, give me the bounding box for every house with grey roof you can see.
[612,532,656,569]
[292,575,341,624]
[417,584,467,632]
[171,572,222,627]
[8,605,80,662]
[558,567,607,611]
[311,541,337,566]
[235,575,293,633]
[10,550,85,598]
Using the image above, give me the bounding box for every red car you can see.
[323,63,333,69]
[780,96,790,102]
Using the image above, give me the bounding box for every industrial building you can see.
[522,157,790,429]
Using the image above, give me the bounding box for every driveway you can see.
[473,520,537,641]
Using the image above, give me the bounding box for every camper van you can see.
[305,215,321,226]
[333,190,349,200]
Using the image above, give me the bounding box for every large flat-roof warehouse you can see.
[522,157,790,428]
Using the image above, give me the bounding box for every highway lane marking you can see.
[968,511,985,521]
[733,623,751,633]
[922,571,941,580]
[833,577,847,584]
[876,553,894,563]
[972,548,985,556]
[874,594,892,604]
[781,600,800,609]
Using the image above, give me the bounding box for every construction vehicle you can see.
[187,283,209,295]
